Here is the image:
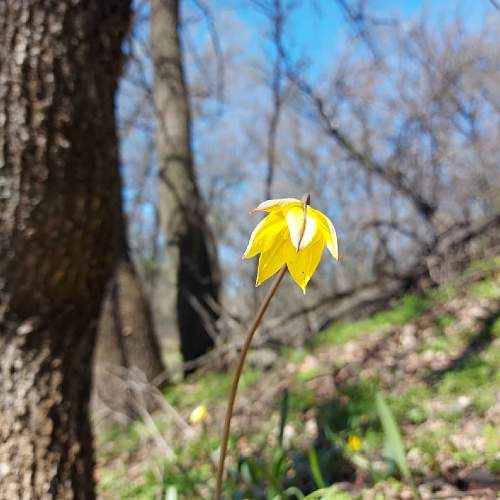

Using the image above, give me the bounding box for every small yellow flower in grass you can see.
[347,434,362,451]
[189,405,208,425]
[243,198,338,292]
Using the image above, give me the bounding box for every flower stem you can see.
[214,265,287,499]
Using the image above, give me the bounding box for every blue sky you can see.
[228,0,493,67]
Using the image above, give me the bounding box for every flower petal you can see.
[256,234,290,286]
[286,238,324,293]
[286,206,318,251]
[309,207,338,260]
[252,198,301,213]
[243,213,287,259]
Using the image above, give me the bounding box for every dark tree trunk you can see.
[94,206,166,419]
[0,1,130,498]
[151,0,221,373]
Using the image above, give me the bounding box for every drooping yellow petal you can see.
[243,213,287,259]
[309,207,338,260]
[286,206,319,251]
[252,198,301,213]
[244,197,338,291]
[256,233,290,286]
[286,238,324,292]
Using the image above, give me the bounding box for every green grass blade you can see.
[376,392,421,499]
[304,486,350,499]
[278,388,289,448]
[283,486,305,499]
[307,447,325,489]
[375,392,411,480]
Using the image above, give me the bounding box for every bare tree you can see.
[151,0,221,372]
[117,0,499,354]
[94,194,166,418]
[215,2,500,340]
[0,1,130,497]
[284,10,500,279]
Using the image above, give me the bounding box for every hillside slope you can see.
[97,258,500,499]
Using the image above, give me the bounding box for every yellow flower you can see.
[347,434,362,451]
[243,198,338,292]
[189,405,208,425]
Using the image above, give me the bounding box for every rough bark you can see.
[151,0,220,372]
[0,1,130,498]
[94,205,166,419]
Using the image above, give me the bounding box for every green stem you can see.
[214,265,287,500]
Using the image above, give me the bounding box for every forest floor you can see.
[96,257,500,499]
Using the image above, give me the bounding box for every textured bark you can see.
[0,1,130,498]
[94,206,166,419]
[151,0,220,372]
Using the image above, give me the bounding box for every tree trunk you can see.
[0,2,130,498]
[94,206,166,420]
[151,0,220,373]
